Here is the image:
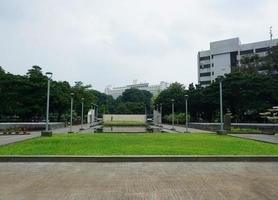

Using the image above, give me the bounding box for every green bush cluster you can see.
[163,113,190,124]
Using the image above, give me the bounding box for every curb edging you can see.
[1,156,278,162]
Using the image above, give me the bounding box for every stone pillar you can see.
[224,111,232,131]
[153,110,161,125]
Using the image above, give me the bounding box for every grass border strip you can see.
[1,156,278,162]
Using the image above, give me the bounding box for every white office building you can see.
[198,37,278,86]
[105,81,169,99]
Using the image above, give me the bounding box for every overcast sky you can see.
[1,0,277,91]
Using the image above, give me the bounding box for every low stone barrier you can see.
[0,122,65,131]
[0,156,277,162]
[103,114,146,122]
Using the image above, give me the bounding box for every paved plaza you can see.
[0,125,90,146]
[229,134,278,144]
[0,162,277,200]
[161,124,213,133]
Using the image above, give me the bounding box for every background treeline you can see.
[154,73,278,123]
[1,46,278,123]
[0,66,152,122]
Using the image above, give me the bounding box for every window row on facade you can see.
[200,47,270,61]
[200,72,214,77]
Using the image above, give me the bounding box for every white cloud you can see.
[1,0,278,91]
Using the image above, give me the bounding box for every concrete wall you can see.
[0,122,65,131]
[189,122,278,134]
[103,114,146,122]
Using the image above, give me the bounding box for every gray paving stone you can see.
[0,162,277,200]
[229,134,278,144]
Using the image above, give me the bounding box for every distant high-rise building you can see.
[105,81,170,99]
[198,37,278,87]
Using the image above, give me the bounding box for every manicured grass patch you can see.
[103,121,147,126]
[231,127,262,134]
[0,133,277,155]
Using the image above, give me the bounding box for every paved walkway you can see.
[229,134,278,144]
[0,124,90,146]
[0,133,41,146]
[0,162,277,200]
[161,124,213,133]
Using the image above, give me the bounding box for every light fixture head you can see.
[45,72,53,79]
[217,76,224,82]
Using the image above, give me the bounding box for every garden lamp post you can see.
[90,103,95,127]
[171,99,175,130]
[218,76,224,133]
[41,72,53,136]
[157,104,159,125]
[80,98,84,131]
[160,103,162,125]
[95,104,98,123]
[185,94,189,133]
[68,93,74,133]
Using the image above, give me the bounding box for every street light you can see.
[160,103,163,126]
[80,98,85,131]
[185,94,189,133]
[41,72,53,136]
[68,93,74,133]
[90,103,95,127]
[218,76,224,133]
[171,99,175,130]
[156,104,159,125]
[95,104,98,123]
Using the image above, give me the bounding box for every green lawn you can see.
[0,133,277,155]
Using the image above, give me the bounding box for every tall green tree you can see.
[154,82,186,116]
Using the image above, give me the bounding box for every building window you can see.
[200,80,211,85]
[203,64,210,69]
[230,51,238,67]
[212,72,214,75]
[240,49,253,55]
[200,64,210,69]
[199,56,210,61]
[256,47,269,53]
[212,63,214,67]
[200,72,211,77]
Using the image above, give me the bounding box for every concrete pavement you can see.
[0,124,90,146]
[161,124,213,133]
[0,162,277,200]
[229,134,278,144]
[0,133,41,146]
